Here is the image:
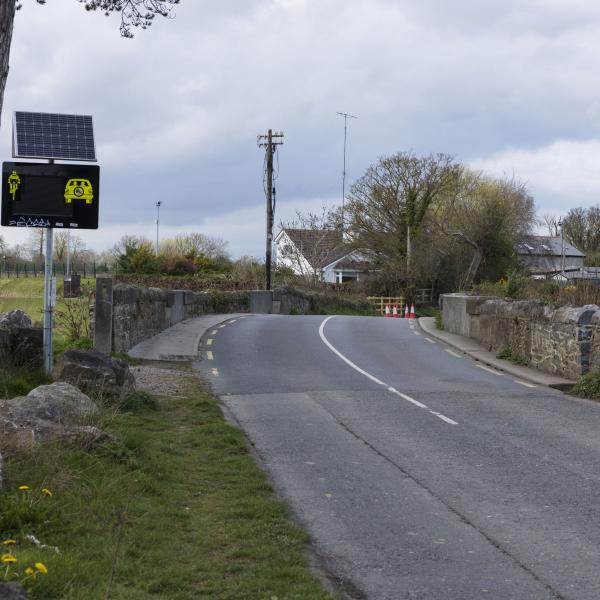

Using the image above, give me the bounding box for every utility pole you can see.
[155,201,162,256]
[336,111,357,231]
[257,129,284,290]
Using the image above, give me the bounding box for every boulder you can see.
[0,583,28,599]
[53,350,135,396]
[0,309,32,328]
[1,382,98,426]
[0,310,42,368]
[0,382,103,450]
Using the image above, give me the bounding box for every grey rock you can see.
[0,383,103,450]
[0,582,29,599]
[0,310,42,367]
[53,350,135,396]
[0,309,32,328]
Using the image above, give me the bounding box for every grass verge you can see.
[0,381,333,599]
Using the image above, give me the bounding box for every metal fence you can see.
[0,262,113,278]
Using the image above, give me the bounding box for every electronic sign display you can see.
[1,162,99,229]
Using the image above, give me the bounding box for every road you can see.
[194,314,600,600]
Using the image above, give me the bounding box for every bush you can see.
[571,371,600,399]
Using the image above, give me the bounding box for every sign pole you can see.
[43,226,54,375]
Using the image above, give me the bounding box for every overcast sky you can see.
[2,0,600,257]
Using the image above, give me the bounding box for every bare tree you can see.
[540,213,562,237]
[346,152,460,276]
[0,0,179,128]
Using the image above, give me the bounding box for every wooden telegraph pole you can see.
[257,129,284,290]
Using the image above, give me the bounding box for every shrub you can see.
[571,371,600,399]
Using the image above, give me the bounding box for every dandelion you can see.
[1,554,17,564]
[1,540,16,546]
[18,485,29,491]
[35,562,48,575]
[24,566,36,580]
[41,488,53,497]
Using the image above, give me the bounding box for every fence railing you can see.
[0,262,113,279]
[367,288,434,315]
[367,296,405,315]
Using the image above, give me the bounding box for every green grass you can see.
[0,365,52,399]
[571,371,600,399]
[0,382,333,599]
[496,346,528,366]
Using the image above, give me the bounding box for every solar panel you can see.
[12,111,96,162]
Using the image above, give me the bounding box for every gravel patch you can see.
[131,365,198,398]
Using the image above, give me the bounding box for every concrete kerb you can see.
[418,317,576,391]
[128,314,246,362]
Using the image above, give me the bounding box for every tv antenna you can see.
[336,111,357,231]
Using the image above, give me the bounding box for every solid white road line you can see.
[476,364,503,376]
[445,349,462,358]
[319,316,458,426]
[514,379,536,388]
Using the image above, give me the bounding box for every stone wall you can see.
[96,282,371,353]
[273,285,371,315]
[111,284,249,352]
[442,293,600,380]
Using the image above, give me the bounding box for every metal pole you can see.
[560,220,565,273]
[66,229,71,278]
[43,227,54,375]
[336,112,357,231]
[156,201,162,255]
[266,129,273,291]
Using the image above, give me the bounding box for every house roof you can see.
[280,228,349,269]
[517,236,585,258]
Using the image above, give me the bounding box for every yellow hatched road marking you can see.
[212,368,219,376]
[206,339,213,346]
[207,351,214,360]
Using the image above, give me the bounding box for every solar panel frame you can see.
[12,111,97,162]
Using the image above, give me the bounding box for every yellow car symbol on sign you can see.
[64,179,94,204]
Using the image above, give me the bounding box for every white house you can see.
[274,228,372,283]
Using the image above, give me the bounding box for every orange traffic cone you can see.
[384,305,391,317]
[392,305,399,318]
[404,304,409,318]
[410,303,416,319]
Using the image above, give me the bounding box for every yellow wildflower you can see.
[1,553,17,563]
[24,567,36,579]
[35,562,48,575]
[41,488,53,497]
[18,485,29,491]
[2,540,16,545]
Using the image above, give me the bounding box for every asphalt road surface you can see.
[194,314,600,600]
